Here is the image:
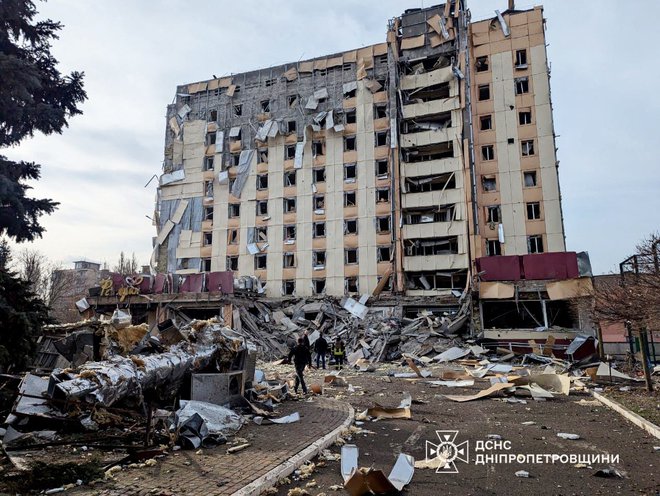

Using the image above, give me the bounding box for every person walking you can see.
[314,331,329,369]
[332,337,345,370]
[288,337,311,395]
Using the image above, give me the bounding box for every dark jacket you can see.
[314,336,328,354]
[303,334,311,349]
[289,344,312,368]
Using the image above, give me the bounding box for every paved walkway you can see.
[75,397,352,496]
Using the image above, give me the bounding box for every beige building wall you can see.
[168,48,393,298]
[469,6,565,261]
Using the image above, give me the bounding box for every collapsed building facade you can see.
[85,2,595,352]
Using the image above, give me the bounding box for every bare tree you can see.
[14,248,75,309]
[594,232,660,391]
[113,251,139,275]
[594,232,660,328]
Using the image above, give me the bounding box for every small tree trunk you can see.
[639,328,654,392]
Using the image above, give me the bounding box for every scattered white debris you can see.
[557,433,580,440]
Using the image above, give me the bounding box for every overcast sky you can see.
[5,0,659,274]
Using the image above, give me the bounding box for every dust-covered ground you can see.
[265,361,659,496]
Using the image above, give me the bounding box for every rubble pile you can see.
[232,295,471,364]
[0,316,265,487]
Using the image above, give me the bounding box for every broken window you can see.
[515,49,528,68]
[226,256,239,271]
[344,163,357,181]
[481,145,495,161]
[486,239,502,256]
[283,280,295,295]
[527,202,541,220]
[287,95,298,108]
[482,176,497,192]
[476,56,489,72]
[203,156,214,171]
[344,85,357,98]
[404,236,459,256]
[233,104,242,116]
[344,136,357,151]
[523,171,537,187]
[376,274,392,291]
[313,167,326,183]
[486,205,501,223]
[519,110,532,125]
[345,248,358,264]
[375,131,388,147]
[312,140,325,157]
[403,142,454,162]
[228,177,236,191]
[344,218,358,235]
[407,270,467,291]
[345,277,359,293]
[228,203,240,218]
[284,225,296,241]
[204,180,214,199]
[231,153,241,167]
[478,84,490,101]
[287,120,297,133]
[313,222,326,238]
[256,200,268,216]
[285,144,296,160]
[345,109,357,124]
[405,173,456,193]
[313,250,326,268]
[202,258,211,272]
[256,174,268,190]
[402,82,450,103]
[312,279,326,295]
[283,252,296,268]
[376,188,390,203]
[480,115,492,131]
[521,140,535,156]
[254,254,267,270]
[313,195,325,211]
[206,131,216,146]
[204,206,214,221]
[403,205,455,224]
[258,148,268,163]
[284,197,296,213]
[528,235,544,254]
[374,104,387,119]
[284,170,297,187]
[203,232,213,246]
[402,111,452,134]
[376,216,391,233]
[256,226,267,242]
[260,99,270,113]
[375,159,389,177]
[377,245,391,262]
[344,191,356,207]
[515,77,529,95]
[208,109,217,122]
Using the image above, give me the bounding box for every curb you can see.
[592,391,660,440]
[232,399,355,496]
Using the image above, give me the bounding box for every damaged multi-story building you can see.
[99,1,595,349]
